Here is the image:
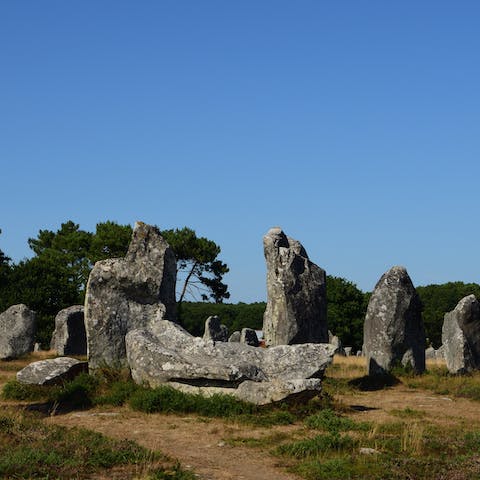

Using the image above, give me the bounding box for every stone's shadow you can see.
[349,404,378,412]
[23,401,92,417]
[348,374,400,392]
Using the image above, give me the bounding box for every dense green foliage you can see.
[417,282,480,348]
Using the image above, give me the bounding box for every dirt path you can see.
[337,383,480,426]
[47,409,302,480]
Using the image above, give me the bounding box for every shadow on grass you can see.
[348,373,400,392]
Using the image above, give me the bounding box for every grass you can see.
[0,410,195,479]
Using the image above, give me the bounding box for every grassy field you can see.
[3,353,480,479]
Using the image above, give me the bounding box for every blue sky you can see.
[1,1,479,302]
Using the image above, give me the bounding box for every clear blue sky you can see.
[1,1,479,302]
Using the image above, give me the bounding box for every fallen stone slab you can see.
[16,357,88,386]
[126,320,335,405]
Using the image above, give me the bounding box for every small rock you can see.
[359,447,380,455]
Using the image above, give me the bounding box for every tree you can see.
[160,227,230,310]
[326,275,367,350]
[88,221,133,264]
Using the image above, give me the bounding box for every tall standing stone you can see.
[85,222,177,370]
[262,227,328,346]
[0,304,37,359]
[203,316,229,342]
[442,294,480,374]
[363,266,425,375]
[50,305,86,355]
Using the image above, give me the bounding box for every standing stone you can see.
[203,316,229,342]
[425,346,437,360]
[50,306,86,355]
[344,347,352,356]
[328,330,345,355]
[240,328,259,347]
[228,331,241,342]
[442,295,480,374]
[363,266,425,375]
[0,304,37,360]
[262,227,328,346]
[85,222,177,370]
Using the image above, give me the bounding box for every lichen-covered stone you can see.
[363,266,425,375]
[50,306,86,355]
[125,320,335,405]
[0,304,37,360]
[17,357,87,385]
[228,331,241,342]
[203,316,229,342]
[442,295,480,374]
[262,227,328,346]
[85,222,177,370]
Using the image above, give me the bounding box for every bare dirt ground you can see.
[5,354,480,479]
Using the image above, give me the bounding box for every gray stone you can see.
[425,346,436,360]
[0,304,37,360]
[344,347,352,356]
[125,320,335,405]
[442,295,480,374]
[363,266,425,375]
[328,330,345,355]
[17,357,88,385]
[240,328,259,347]
[228,331,241,342]
[85,222,177,370]
[50,306,86,355]
[262,227,328,346]
[436,344,445,360]
[203,316,229,342]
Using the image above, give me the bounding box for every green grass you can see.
[0,411,195,479]
[277,432,356,458]
[304,408,370,432]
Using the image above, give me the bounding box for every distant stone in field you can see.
[262,227,328,346]
[0,304,37,360]
[85,222,177,370]
[203,316,229,342]
[228,331,241,342]
[240,328,259,347]
[425,346,436,360]
[344,346,352,356]
[17,357,88,385]
[442,294,480,374]
[363,266,425,375]
[50,305,86,355]
[328,330,345,355]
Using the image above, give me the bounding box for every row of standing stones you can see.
[4,222,480,404]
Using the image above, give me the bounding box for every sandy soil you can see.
[47,410,302,480]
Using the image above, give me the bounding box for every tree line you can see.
[0,222,479,350]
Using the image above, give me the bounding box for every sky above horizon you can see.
[2,1,480,302]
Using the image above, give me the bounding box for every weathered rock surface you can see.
[0,304,37,360]
[262,227,328,346]
[442,295,480,374]
[17,357,88,385]
[363,266,425,375]
[126,320,335,405]
[50,306,86,355]
[425,346,436,360]
[203,316,229,342]
[85,222,177,370]
[344,347,352,356]
[240,328,259,347]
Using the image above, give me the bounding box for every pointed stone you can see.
[203,316,229,342]
[85,222,177,370]
[262,227,328,346]
[363,266,425,375]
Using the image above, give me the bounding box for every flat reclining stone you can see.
[17,357,88,386]
[126,320,335,405]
